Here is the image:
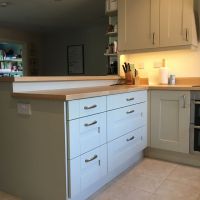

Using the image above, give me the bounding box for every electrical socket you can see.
[136,62,144,69]
[17,103,32,115]
[153,61,162,68]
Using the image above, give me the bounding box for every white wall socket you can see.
[17,103,32,115]
[153,61,162,68]
[136,62,144,69]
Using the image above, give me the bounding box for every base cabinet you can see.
[69,145,107,199]
[67,90,147,200]
[108,127,147,174]
[150,90,190,153]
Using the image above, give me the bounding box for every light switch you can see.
[17,103,32,115]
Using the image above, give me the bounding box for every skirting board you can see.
[145,147,200,167]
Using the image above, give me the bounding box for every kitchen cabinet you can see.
[150,90,190,153]
[107,90,147,178]
[118,0,159,51]
[160,0,194,47]
[67,90,147,200]
[118,0,196,51]
[67,96,107,199]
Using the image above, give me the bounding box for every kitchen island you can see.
[1,76,200,200]
[0,77,148,200]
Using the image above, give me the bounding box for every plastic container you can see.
[159,59,168,85]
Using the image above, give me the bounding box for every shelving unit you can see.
[105,0,118,75]
[0,43,23,77]
[0,58,23,77]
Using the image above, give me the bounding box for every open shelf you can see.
[106,31,118,36]
[105,9,117,16]
[0,58,22,62]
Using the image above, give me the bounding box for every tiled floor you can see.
[0,192,20,200]
[92,158,200,200]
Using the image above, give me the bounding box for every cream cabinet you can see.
[150,90,190,153]
[160,0,194,47]
[118,0,159,51]
[118,0,196,51]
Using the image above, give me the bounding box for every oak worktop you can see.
[11,84,200,101]
[0,75,120,82]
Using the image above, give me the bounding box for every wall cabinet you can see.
[150,90,190,153]
[118,0,196,51]
[160,0,194,47]
[118,0,159,51]
[66,90,147,200]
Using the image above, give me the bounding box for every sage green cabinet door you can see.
[150,91,190,153]
[160,0,193,47]
[118,0,159,51]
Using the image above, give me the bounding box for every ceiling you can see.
[0,0,106,32]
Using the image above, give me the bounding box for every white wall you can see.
[41,25,107,76]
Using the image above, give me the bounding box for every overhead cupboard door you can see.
[118,0,159,51]
[159,0,193,47]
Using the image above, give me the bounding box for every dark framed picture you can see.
[67,45,85,75]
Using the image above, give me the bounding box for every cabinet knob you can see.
[85,155,98,163]
[185,29,189,42]
[126,110,135,114]
[152,32,155,45]
[126,136,135,142]
[84,120,97,127]
[84,105,97,110]
[182,95,186,109]
[126,97,135,101]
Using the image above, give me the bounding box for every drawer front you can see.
[68,113,106,159]
[69,145,107,198]
[107,90,147,110]
[67,96,106,120]
[108,127,147,173]
[107,102,147,142]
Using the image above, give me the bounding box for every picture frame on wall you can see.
[67,44,85,75]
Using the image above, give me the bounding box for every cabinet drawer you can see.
[108,127,147,173]
[107,90,147,110]
[107,102,147,142]
[67,96,106,120]
[68,113,106,159]
[69,144,107,198]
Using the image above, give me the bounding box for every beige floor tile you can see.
[133,158,177,179]
[167,164,200,189]
[93,181,152,200]
[0,192,20,200]
[154,179,200,200]
[118,170,163,193]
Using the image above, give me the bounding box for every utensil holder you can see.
[125,71,134,85]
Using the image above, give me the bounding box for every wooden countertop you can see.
[12,84,200,101]
[12,85,148,100]
[0,75,120,82]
